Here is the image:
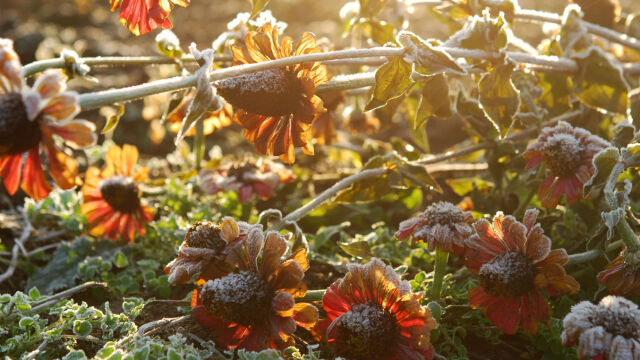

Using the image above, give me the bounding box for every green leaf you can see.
[448,11,508,53]
[28,287,41,300]
[396,31,465,75]
[455,94,499,139]
[339,240,373,259]
[73,320,93,337]
[365,56,414,111]
[413,74,452,130]
[602,208,625,241]
[113,251,129,268]
[250,0,270,18]
[63,350,88,360]
[361,20,396,45]
[571,46,629,114]
[446,177,494,196]
[583,147,620,198]
[612,121,636,148]
[478,60,520,138]
[101,105,125,134]
[358,0,387,18]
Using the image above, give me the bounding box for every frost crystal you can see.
[542,133,583,176]
[479,251,535,297]
[336,302,398,359]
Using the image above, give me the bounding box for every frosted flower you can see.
[198,157,294,203]
[395,201,474,256]
[598,248,640,297]
[191,229,317,351]
[0,39,96,200]
[465,209,579,334]
[215,24,329,163]
[81,145,154,243]
[313,258,437,360]
[562,296,640,359]
[163,217,261,285]
[522,121,609,209]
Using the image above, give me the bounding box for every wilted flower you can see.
[0,39,96,200]
[191,228,318,350]
[199,157,294,203]
[314,258,437,360]
[562,296,640,359]
[395,201,474,256]
[164,217,261,285]
[344,106,381,135]
[166,94,233,137]
[81,144,154,243]
[311,91,345,145]
[522,121,609,209]
[465,209,579,334]
[109,0,190,36]
[216,24,329,164]
[597,248,640,297]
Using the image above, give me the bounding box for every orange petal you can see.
[48,120,97,148]
[0,154,23,195]
[21,148,52,200]
[292,302,318,329]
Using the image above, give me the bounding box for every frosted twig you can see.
[0,210,32,284]
[26,281,108,314]
[137,315,192,336]
[567,240,623,266]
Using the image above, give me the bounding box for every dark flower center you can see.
[227,162,259,182]
[594,300,640,339]
[185,220,227,250]
[98,176,141,213]
[200,271,273,326]
[216,68,303,116]
[424,201,465,226]
[479,251,535,298]
[335,302,399,360]
[542,134,583,177]
[0,92,41,156]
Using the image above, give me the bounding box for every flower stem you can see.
[604,162,639,252]
[431,245,449,300]
[298,289,326,302]
[566,240,624,266]
[194,119,204,170]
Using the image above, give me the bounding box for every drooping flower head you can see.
[191,227,318,350]
[522,121,609,209]
[199,156,294,203]
[465,209,579,334]
[311,90,345,145]
[314,258,437,360]
[597,248,640,297]
[215,24,329,164]
[81,144,154,243]
[395,201,474,256]
[164,217,261,285]
[109,0,190,36]
[0,39,96,200]
[166,93,233,137]
[562,296,640,359]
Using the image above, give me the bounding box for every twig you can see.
[26,282,108,314]
[144,299,191,307]
[137,315,192,336]
[0,242,62,258]
[0,210,32,284]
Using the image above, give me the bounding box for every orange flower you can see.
[216,24,329,164]
[465,209,579,335]
[314,258,437,360]
[597,248,640,297]
[164,217,261,285]
[395,201,474,256]
[562,296,640,359]
[191,226,318,350]
[109,0,190,36]
[0,39,96,200]
[522,121,609,209]
[81,144,154,243]
[166,93,233,136]
[199,157,294,203]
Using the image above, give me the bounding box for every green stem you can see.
[298,289,326,302]
[194,119,204,170]
[431,245,449,300]
[566,240,624,266]
[604,162,639,252]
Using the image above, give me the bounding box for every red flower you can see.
[0,39,96,200]
[562,296,640,359]
[199,157,294,203]
[109,0,190,36]
[81,144,154,242]
[191,227,318,350]
[395,201,474,256]
[522,121,609,209]
[465,209,579,334]
[216,24,329,164]
[314,258,437,360]
[597,248,640,297]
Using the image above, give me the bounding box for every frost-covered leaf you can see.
[602,208,625,240]
[365,56,414,111]
[444,10,508,53]
[396,31,465,75]
[583,147,620,198]
[478,59,520,138]
[456,94,499,139]
[413,74,453,130]
[101,105,125,134]
[612,120,636,148]
[360,19,396,45]
[572,46,629,114]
